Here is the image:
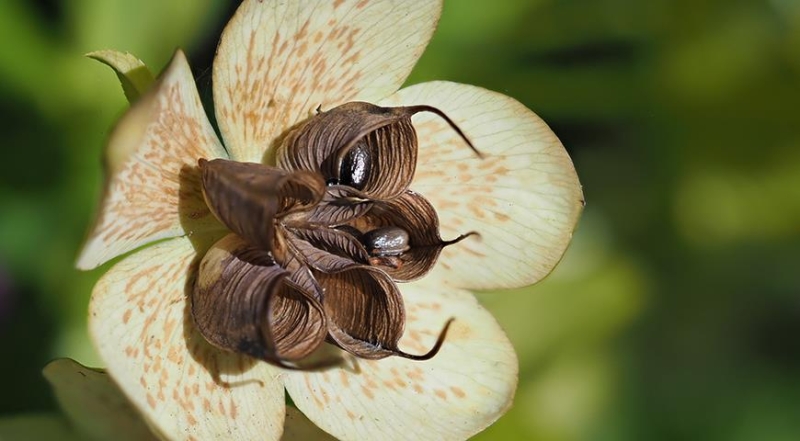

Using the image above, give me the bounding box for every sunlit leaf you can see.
[43,358,157,441]
[86,50,154,103]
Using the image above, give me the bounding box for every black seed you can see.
[339,143,371,189]
[362,226,410,257]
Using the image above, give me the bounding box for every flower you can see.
[78,1,583,440]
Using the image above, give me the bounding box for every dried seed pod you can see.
[316,265,455,361]
[302,185,374,227]
[334,224,363,239]
[198,158,325,250]
[285,226,371,273]
[191,235,328,367]
[277,101,480,201]
[350,191,476,281]
[368,255,404,270]
[192,153,472,367]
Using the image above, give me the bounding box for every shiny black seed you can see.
[362,226,410,257]
[339,143,371,190]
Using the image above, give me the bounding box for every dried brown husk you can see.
[313,266,408,359]
[192,101,481,366]
[348,191,475,282]
[285,227,454,360]
[277,102,419,200]
[191,234,327,366]
[199,158,325,250]
[301,185,373,227]
[317,265,454,360]
[285,226,371,272]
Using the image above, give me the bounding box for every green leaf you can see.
[282,406,337,441]
[86,50,154,103]
[43,358,157,441]
[0,414,82,441]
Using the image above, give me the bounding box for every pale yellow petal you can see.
[284,282,517,441]
[213,0,442,163]
[77,50,228,270]
[43,358,156,441]
[382,81,584,290]
[89,236,286,441]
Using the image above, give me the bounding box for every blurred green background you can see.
[1,0,799,440]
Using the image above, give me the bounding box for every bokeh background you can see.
[1,0,799,439]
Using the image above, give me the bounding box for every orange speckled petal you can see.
[381,81,584,290]
[89,236,286,441]
[212,0,442,163]
[283,282,517,441]
[77,50,228,270]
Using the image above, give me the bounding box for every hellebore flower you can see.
[78,1,583,440]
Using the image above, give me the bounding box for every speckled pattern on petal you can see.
[212,0,442,163]
[382,81,584,290]
[77,51,228,270]
[284,283,517,441]
[89,236,286,441]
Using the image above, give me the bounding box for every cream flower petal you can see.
[381,81,584,290]
[77,50,228,270]
[283,282,517,441]
[212,0,442,163]
[89,236,286,441]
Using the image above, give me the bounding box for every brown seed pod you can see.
[198,158,325,251]
[191,234,328,368]
[277,102,480,201]
[192,101,482,368]
[349,191,477,281]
